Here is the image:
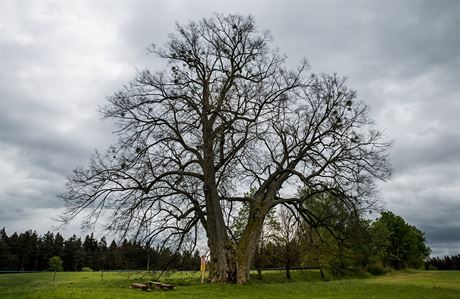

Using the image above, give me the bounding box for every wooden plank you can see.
[148,281,175,290]
[131,283,150,291]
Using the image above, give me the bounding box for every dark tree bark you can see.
[59,14,391,284]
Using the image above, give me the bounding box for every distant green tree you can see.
[373,211,431,269]
[63,235,84,271]
[53,233,65,257]
[49,256,64,282]
[298,190,373,276]
[365,218,391,274]
[98,237,108,272]
[10,230,39,271]
[0,228,16,271]
[107,240,122,270]
[83,233,100,270]
[40,232,56,270]
[301,225,335,279]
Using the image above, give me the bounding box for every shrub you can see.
[81,267,93,272]
[368,263,388,276]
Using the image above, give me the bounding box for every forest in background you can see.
[1,211,455,275]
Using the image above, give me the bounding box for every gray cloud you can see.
[1,1,458,256]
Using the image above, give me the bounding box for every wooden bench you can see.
[150,281,175,290]
[130,282,151,291]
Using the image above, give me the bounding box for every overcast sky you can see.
[1,0,459,257]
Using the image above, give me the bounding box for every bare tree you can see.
[60,14,391,284]
[271,207,303,279]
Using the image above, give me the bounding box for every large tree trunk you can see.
[205,195,234,282]
[200,94,268,283]
[200,98,234,282]
[202,125,236,282]
[203,166,234,282]
[235,208,266,284]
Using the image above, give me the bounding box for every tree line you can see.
[1,208,436,277]
[242,203,432,279]
[425,254,460,270]
[0,229,200,272]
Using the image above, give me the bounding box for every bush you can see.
[426,264,437,270]
[81,267,93,272]
[368,263,388,276]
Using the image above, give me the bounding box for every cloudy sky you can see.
[1,0,459,257]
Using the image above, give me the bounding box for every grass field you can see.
[1,270,459,298]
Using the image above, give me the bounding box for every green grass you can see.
[366,270,460,290]
[0,270,459,298]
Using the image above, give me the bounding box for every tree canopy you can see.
[374,211,431,269]
[60,14,391,283]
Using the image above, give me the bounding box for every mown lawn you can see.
[0,270,459,298]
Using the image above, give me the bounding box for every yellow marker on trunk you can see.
[200,256,206,284]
